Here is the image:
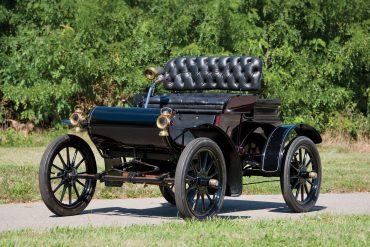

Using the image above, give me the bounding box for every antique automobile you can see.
[39,56,322,220]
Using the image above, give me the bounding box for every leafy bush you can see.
[0,0,368,134]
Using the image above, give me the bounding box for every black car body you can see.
[39,56,322,219]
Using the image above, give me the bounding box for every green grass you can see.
[0,143,369,203]
[243,149,370,194]
[0,214,369,246]
[0,128,69,147]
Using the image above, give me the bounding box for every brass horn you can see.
[69,105,85,126]
[144,67,164,81]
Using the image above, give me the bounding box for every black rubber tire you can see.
[39,135,97,216]
[175,137,227,220]
[159,185,176,205]
[280,136,321,212]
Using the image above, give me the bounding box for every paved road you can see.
[0,193,369,232]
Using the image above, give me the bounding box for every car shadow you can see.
[74,198,326,219]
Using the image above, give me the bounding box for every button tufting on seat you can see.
[163,56,262,91]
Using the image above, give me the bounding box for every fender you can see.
[261,123,322,176]
[188,124,242,197]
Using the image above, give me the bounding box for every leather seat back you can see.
[163,56,262,91]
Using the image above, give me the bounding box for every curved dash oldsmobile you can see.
[39,56,322,220]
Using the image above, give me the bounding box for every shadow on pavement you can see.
[75,198,326,219]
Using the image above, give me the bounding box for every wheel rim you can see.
[48,145,93,207]
[184,148,223,218]
[288,145,319,204]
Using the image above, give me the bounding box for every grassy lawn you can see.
[0,140,369,203]
[0,214,369,246]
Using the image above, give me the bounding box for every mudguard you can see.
[261,123,322,176]
[188,124,243,197]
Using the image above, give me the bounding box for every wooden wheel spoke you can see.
[50,174,64,180]
[60,184,67,202]
[299,148,302,163]
[301,184,304,201]
[76,179,86,188]
[74,158,85,170]
[53,180,64,193]
[201,193,206,212]
[302,150,307,165]
[306,179,313,186]
[205,191,212,203]
[305,158,312,167]
[290,165,299,172]
[295,184,300,199]
[66,147,70,167]
[293,153,299,164]
[52,164,63,172]
[208,171,218,179]
[68,184,72,205]
[196,153,202,172]
[57,153,67,169]
[205,160,214,174]
[201,152,209,171]
[304,183,309,195]
[71,148,78,167]
[73,182,80,199]
[291,180,300,190]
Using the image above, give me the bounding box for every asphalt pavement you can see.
[0,193,369,232]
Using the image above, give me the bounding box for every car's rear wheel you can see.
[280,136,321,212]
[175,138,226,220]
[39,135,97,216]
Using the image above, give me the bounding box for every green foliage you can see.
[0,0,369,133]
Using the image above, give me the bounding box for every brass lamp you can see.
[156,108,174,137]
[144,67,165,83]
[69,105,85,126]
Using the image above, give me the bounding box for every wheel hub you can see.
[58,167,77,183]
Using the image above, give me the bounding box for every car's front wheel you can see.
[39,135,97,216]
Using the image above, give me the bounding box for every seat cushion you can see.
[163,56,262,91]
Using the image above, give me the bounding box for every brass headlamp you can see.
[144,67,165,83]
[69,105,85,126]
[156,107,174,137]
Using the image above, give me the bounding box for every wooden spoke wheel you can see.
[175,138,226,220]
[39,135,97,216]
[280,136,321,212]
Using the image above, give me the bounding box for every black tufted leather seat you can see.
[148,56,263,113]
[163,56,262,91]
